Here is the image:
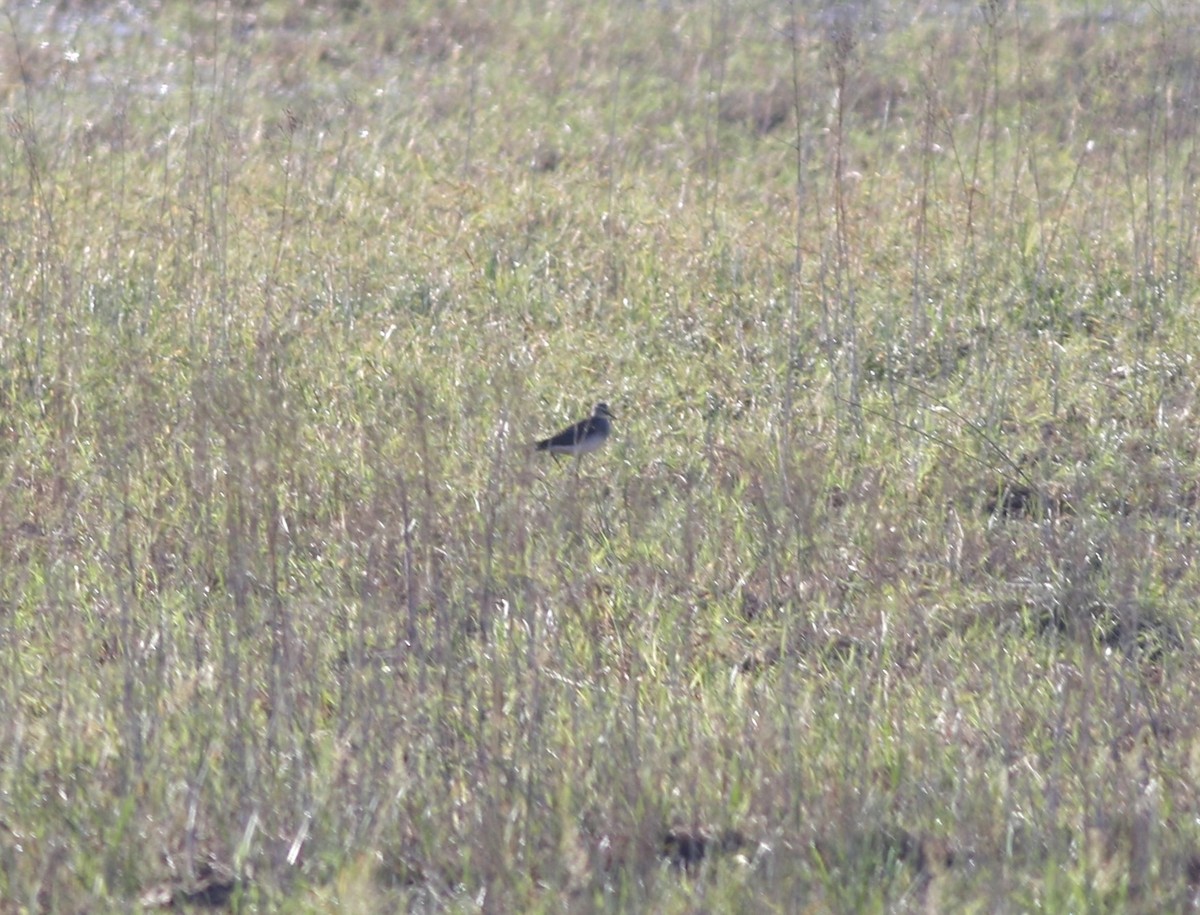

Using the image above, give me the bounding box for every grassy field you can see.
[3,0,1200,910]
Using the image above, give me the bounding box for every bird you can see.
[535,402,614,457]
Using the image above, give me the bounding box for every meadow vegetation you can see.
[3,0,1200,910]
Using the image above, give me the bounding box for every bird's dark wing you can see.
[536,418,591,450]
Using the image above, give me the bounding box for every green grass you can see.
[4,0,1200,910]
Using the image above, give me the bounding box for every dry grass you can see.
[3,0,1200,911]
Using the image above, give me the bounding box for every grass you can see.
[4,0,1200,910]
